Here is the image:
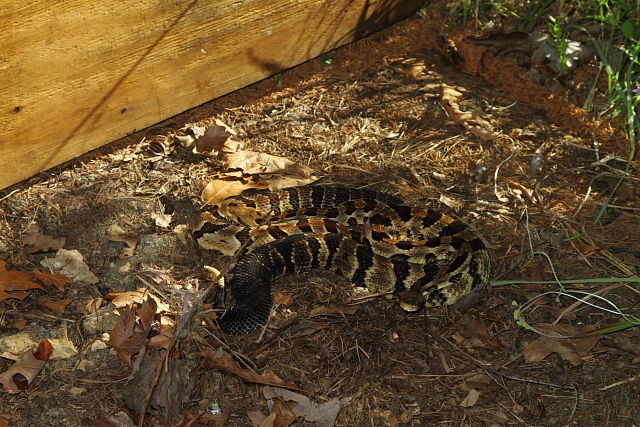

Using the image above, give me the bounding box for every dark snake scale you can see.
[193,185,491,335]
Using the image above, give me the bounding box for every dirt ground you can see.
[1,10,640,427]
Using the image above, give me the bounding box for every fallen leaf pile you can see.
[186,120,318,206]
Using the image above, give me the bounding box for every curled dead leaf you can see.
[104,289,170,312]
[396,59,427,79]
[457,314,502,351]
[575,241,601,256]
[147,325,175,349]
[0,339,52,394]
[31,269,70,292]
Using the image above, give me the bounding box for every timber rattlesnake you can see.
[193,185,490,335]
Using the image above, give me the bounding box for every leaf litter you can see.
[0,7,639,426]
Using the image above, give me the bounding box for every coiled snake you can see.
[193,185,490,334]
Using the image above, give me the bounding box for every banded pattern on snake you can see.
[193,185,490,335]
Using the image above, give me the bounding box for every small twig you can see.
[493,139,516,203]
[600,374,640,390]
[0,189,19,202]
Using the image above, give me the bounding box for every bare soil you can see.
[1,11,639,427]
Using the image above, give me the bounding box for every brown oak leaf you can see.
[106,299,157,365]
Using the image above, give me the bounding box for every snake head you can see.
[396,289,426,312]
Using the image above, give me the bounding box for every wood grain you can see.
[0,0,422,189]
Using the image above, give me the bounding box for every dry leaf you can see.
[6,319,28,330]
[575,242,601,256]
[48,337,78,360]
[202,348,302,391]
[31,269,70,292]
[0,339,53,394]
[151,212,173,229]
[440,85,497,141]
[247,410,272,426]
[91,411,136,427]
[147,325,174,349]
[224,151,314,178]
[509,181,535,201]
[259,174,318,191]
[85,297,104,315]
[457,314,502,350]
[274,292,294,307]
[0,261,44,301]
[201,178,268,205]
[136,269,172,285]
[38,298,73,314]
[40,249,99,284]
[268,399,298,426]
[439,194,464,211]
[523,323,600,366]
[201,173,318,206]
[104,289,171,312]
[263,386,352,427]
[396,59,427,79]
[459,388,480,407]
[106,299,157,365]
[194,120,242,154]
[107,225,139,259]
[257,412,277,427]
[22,228,65,254]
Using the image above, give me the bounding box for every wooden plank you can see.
[0,0,422,189]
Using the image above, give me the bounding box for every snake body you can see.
[194,185,490,335]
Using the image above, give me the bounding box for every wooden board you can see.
[0,0,422,190]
